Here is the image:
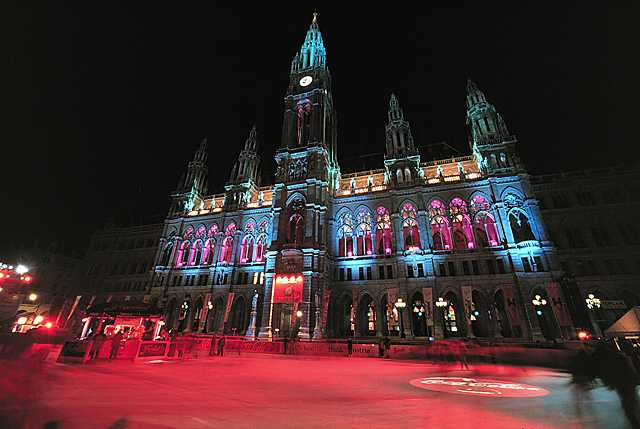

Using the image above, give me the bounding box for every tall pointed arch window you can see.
[509,209,535,242]
[338,212,354,257]
[220,223,236,264]
[241,236,254,263]
[356,208,373,255]
[178,241,191,266]
[401,202,421,250]
[191,240,203,265]
[203,237,216,264]
[470,196,499,248]
[255,220,268,262]
[375,206,393,255]
[288,198,305,246]
[429,200,452,250]
[161,241,173,266]
[449,197,475,249]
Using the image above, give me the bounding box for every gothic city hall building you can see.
[150,15,572,342]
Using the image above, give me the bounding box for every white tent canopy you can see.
[605,307,640,337]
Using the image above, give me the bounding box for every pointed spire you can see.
[291,13,327,72]
[388,93,404,121]
[194,137,208,162]
[466,78,487,109]
[244,125,258,152]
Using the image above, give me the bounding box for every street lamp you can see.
[585,293,603,338]
[296,310,303,318]
[585,293,601,310]
[532,294,547,316]
[395,298,407,338]
[436,297,448,337]
[28,293,38,302]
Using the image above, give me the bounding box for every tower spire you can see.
[290,13,327,72]
[466,79,521,174]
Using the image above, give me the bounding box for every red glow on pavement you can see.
[410,377,550,397]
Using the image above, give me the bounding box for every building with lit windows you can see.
[140,14,598,342]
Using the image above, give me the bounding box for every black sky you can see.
[2,2,637,256]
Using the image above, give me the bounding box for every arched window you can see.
[375,206,393,255]
[255,235,267,262]
[203,238,216,264]
[396,169,404,184]
[449,197,475,249]
[337,212,354,257]
[509,209,535,242]
[183,226,194,241]
[474,212,499,247]
[404,167,412,183]
[356,208,373,256]
[220,237,233,264]
[191,240,203,265]
[429,200,452,250]
[240,236,254,263]
[287,198,305,246]
[401,202,421,250]
[178,241,190,266]
[220,223,236,264]
[161,242,173,266]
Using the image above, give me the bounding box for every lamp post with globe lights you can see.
[585,293,603,338]
[395,298,407,338]
[435,297,448,337]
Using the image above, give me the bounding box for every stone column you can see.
[417,210,431,251]
[312,291,323,339]
[392,213,404,252]
[258,272,275,339]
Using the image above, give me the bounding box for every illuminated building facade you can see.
[150,15,575,341]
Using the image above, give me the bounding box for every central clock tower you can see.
[260,14,338,340]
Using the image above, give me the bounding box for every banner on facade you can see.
[461,286,473,318]
[321,288,331,328]
[422,287,433,326]
[201,293,212,323]
[272,274,304,303]
[224,292,235,323]
[546,282,570,327]
[502,286,521,327]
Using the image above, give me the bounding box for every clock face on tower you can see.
[299,76,313,87]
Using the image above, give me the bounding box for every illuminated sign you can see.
[273,274,304,303]
[409,377,549,398]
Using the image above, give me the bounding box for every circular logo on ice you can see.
[409,377,549,398]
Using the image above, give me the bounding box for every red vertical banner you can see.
[461,286,473,318]
[321,288,331,328]
[224,292,235,323]
[546,282,570,327]
[503,286,521,327]
[422,287,433,326]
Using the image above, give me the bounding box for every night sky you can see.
[2,2,636,256]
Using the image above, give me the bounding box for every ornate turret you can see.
[290,12,327,73]
[466,79,522,175]
[384,94,421,188]
[225,126,261,210]
[170,138,208,216]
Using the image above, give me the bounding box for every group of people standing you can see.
[87,330,124,361]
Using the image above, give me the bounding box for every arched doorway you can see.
[493,290,512,337]
[191,298,204,332]
[165,298,177,332]
[206,296,225,333]
[443,291,463,337]
[228,296,247,336]
[357,294,377,336]
[332,294,353,338]
[411,292,428,337]
[470,290,490,337]
[532,289,559,340]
